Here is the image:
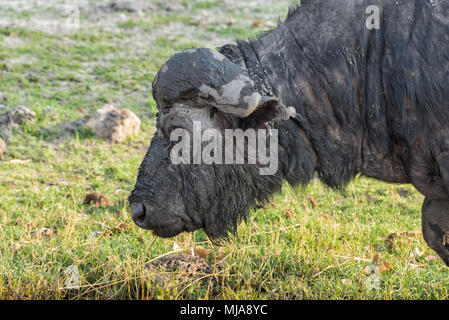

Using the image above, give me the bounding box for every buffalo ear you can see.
[240,97,296,130]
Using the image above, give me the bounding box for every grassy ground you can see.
[0,0,448,300]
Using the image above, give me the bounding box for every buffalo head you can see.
[128,48,295,239]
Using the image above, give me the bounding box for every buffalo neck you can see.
[235,5,370,188]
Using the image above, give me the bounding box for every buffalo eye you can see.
[209,107,217,119]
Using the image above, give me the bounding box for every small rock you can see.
[7,106,36,126]
[87,104,115,122]
[85,104,140,143]
[83,192,111,208]
[0,105,36,144]
[0,137,6,158]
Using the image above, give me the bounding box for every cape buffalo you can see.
[129,0,449,266]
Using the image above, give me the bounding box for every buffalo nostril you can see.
[131,203,146,222]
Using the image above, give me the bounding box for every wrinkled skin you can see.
[129,0,449,265]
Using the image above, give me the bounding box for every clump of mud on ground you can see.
[145,253,219,297]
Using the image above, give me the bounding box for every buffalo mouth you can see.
[151,226,185,238]
[130,202,198,238]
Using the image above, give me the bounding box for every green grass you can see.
[0,0,448,300]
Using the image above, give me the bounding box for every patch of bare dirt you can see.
[145,253,218,295]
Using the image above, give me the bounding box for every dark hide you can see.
[246,0,449,193]
[130,0,449,264]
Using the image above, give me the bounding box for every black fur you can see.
[243,0,449,193]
